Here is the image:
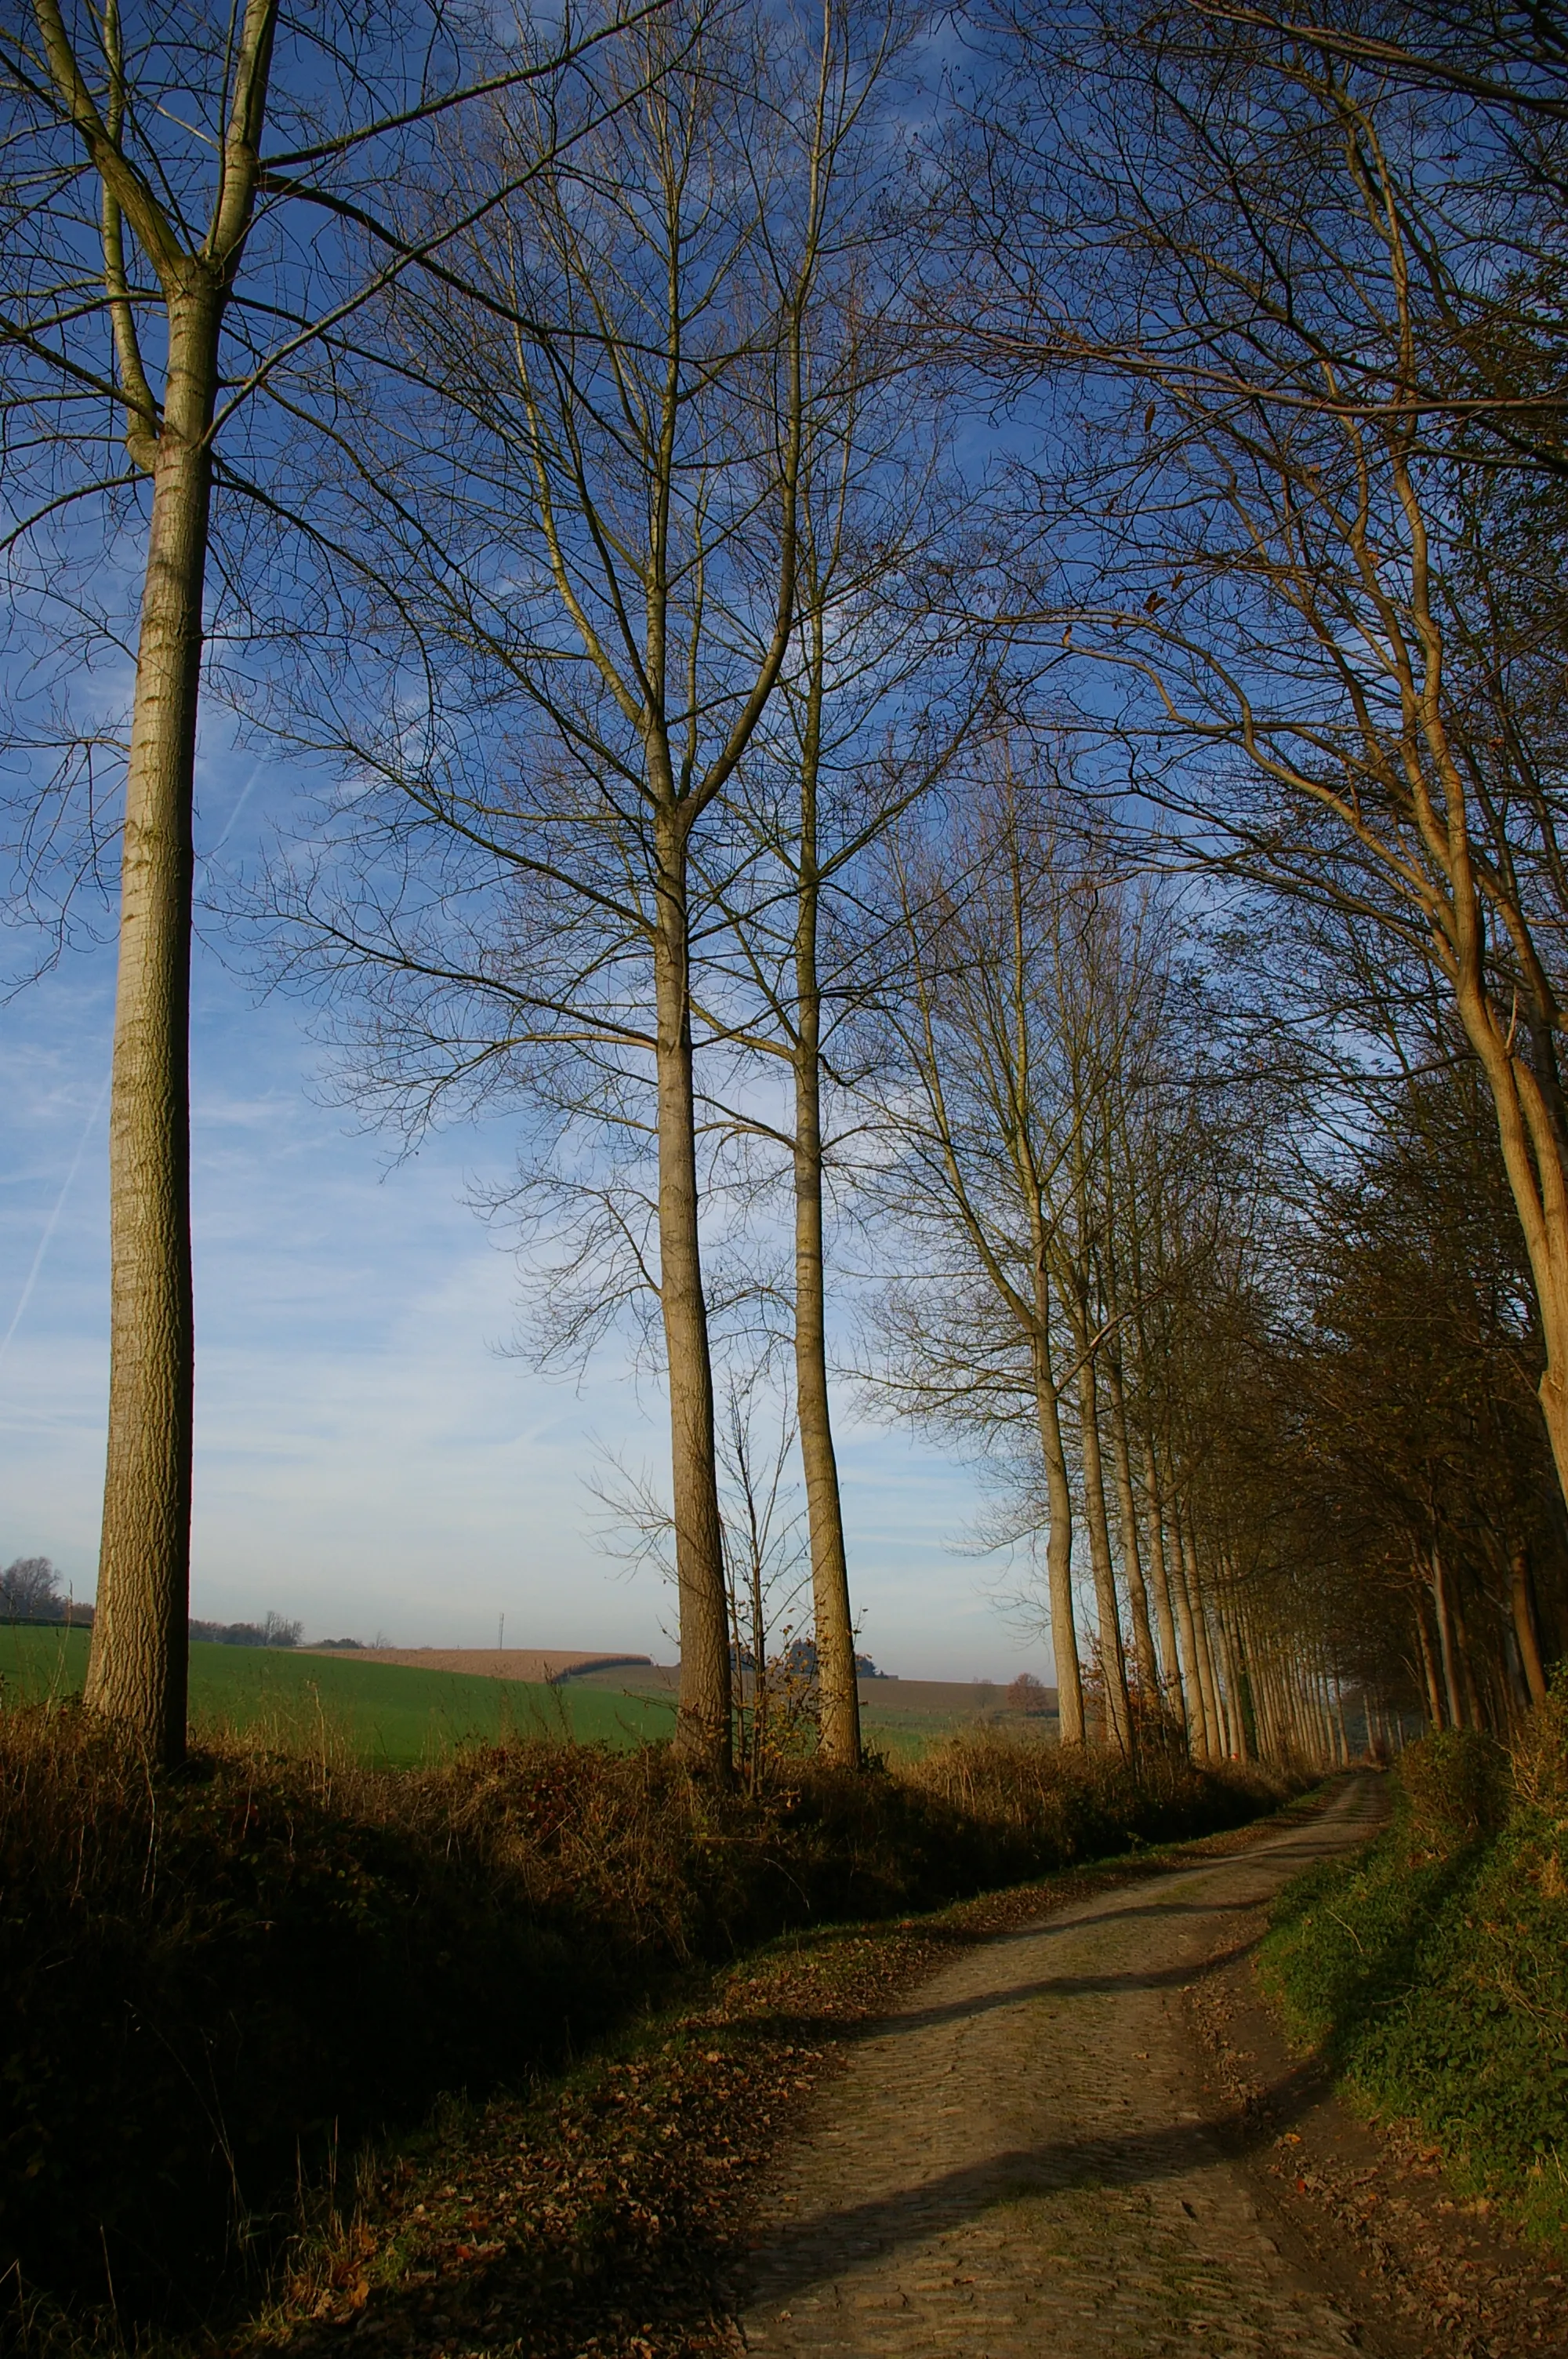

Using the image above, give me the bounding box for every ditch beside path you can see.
[740,1776,1385,2359]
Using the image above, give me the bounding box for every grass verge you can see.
[1258,1692,1568,2251]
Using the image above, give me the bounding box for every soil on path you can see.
[740,1776,1388,2359]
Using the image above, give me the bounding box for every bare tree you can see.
[264,0,898,1777]
[0,1554,62,1618]
[858,743,1285,1755]
[959,1,1568,1523]
[860,760,1157,1747]
[717,1371,817,1791]
[688,364,993,1766]
[0,0,652,1761]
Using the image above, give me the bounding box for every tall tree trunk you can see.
[1207,1608,1237,1757]
[1217,1612,1254,1760]
[1413,1585,1445,1726]
[1247,1618,1284,1761]
[1292,1670,1320,1764]
[1283,1652,1309,1761]
[1265,1663,1286,1764]
[793,852,859,1768]
[1176,1512,1222,1762]
[58,0,278,1768]
[1450,1581,1486,1732]
[1254,1641,1287,1763]
[1192,1609,1226,1759]
[1430,1545,1465,1730]
[82,294,220,1766]
[1167,1501,1210,1757]
[653,836,731,1776]
[1450,958,1568,1526]
[1076,1349,1131,1750]
[1141,1437,1186,1731]
[1105,1350,1158,1698]
[1510,1544,1549,1709]
[1029,1269,1084,1743]
[748,1487,768,1794]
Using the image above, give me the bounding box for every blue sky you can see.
[0,758,1055,1682]
[0,5,1068,1687]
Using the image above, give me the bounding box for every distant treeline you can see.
[188,1614,303,1649]
[778,1641,887,1681]
[0,1558,85,1624]
[2,1564,303,1649]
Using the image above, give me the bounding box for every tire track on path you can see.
[740,1776,1385,2359]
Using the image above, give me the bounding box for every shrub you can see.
[1396,1726,1509,1856]
[1512,1677,1568,1825]
[907,1728,1277,1857]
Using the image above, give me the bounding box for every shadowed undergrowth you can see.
[0,1706,1283,2334]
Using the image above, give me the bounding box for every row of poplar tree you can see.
[2,0,1563,1774]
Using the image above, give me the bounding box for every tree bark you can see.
[1076,1350,1131,1750]
[1429,1544,1465,1730]
[1029,1276,1084,1743]
[1246,1616,1284,1761]
[1177,1512,1223,1763]
[1207,1608,1239,1758]
[1274,1659,1294,1758]
[1449,960,1568,1528]
[653,836,732,1776]
[1207,1613,1244,1764]
[1308,1666,1331,1767]
[82,285,218,1767]
[1105,1349,1159,1699]
[1510,1544,1549,1709]
[1253,1641,1287,1763]
[793,863,860,1768]
[1414,1585,1446,1726]
[1167,1503,1211,1757]
[1450,1580,1487,1732]
[1140,1437,1187,1732]
[49,0,279,1767]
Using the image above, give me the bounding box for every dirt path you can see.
[739,1776,1385,2359]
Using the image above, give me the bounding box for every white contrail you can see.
[208,755,267,859]
[0,1062,113,1369]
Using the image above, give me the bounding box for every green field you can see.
[857,1699,998,1757]
[0,1630,1058,1765]
[0,1628,677,1766]
[573,1663,1061,1760]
